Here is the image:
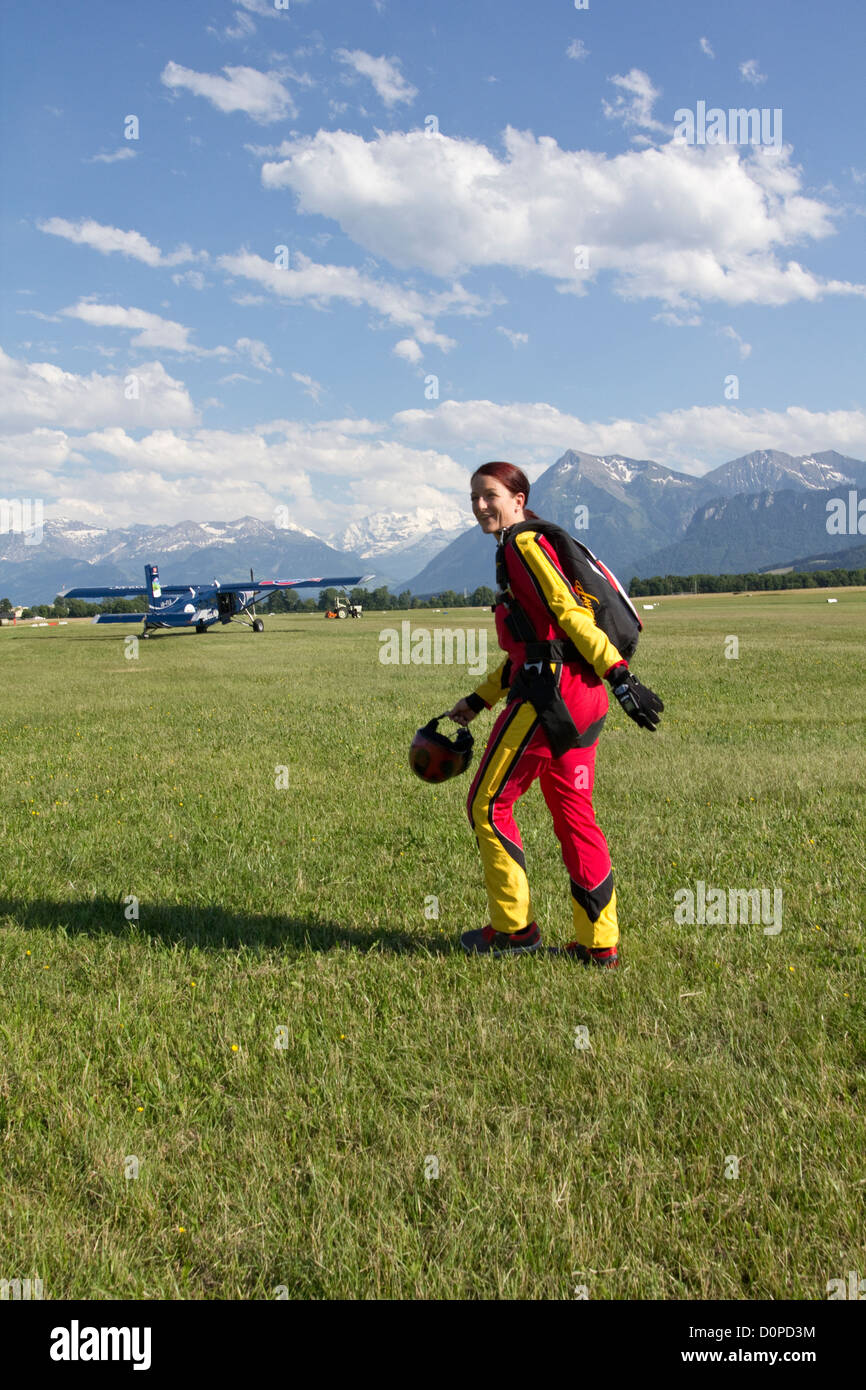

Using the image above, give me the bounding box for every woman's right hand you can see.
[446,698,477,727]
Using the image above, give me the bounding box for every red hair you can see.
[471,461,539,519]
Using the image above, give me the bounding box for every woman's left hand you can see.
[446,698,477,727]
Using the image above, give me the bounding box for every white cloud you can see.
[161,61,297,123]
[39,217,196,267]
[652,309,703,327]
[207,10,257,41]
[740,59,767,86]
[35,420,468,532]
[255,126,863,309]
[497,326,529,347]
[236,337,274,370]
[719,325,752,359]
[392,398,866,474]
[87,148,137,164]
[0,348,197,431]
[292,371,324,401]
[393,338,423,363]
[172,270,207,290]
[699,38,715,58]
[237,0,310,14]
[602,68,667,133]
[566,40,589,61]
[217,248,487,348]
[0,428,87,489]
[334,49,417,107]
[60,300,227,355]
[18,395,866,534]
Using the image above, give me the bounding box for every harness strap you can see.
[495,588,582,666]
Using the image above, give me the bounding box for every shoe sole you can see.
[460,939,542,957]
[546,946,619,966]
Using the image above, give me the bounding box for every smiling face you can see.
[470,472,526,535]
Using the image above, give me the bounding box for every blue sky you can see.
[1,0,864,534]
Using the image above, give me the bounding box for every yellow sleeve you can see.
[471,656,510,708]
[512,530,625,680]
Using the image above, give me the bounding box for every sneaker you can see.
[560,942,619,968]
[460,921,542,956]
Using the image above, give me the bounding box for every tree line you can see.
[628,569,866,595]
[1,587,498,620]
[4,567,863,620]
[265,585,497,612]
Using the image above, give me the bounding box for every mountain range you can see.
[1,450,864,604]
[402,449,866,593]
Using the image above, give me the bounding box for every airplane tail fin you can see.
[144,564,161,600]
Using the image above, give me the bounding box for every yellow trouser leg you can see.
[467,703,538,935]
[571,874,618,950]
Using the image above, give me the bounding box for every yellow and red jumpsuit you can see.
[464,526,626,950]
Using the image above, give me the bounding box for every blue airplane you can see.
[64,563,368,637]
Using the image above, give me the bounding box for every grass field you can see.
[1,590,864,1300]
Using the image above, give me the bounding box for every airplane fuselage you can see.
[144,586,256,629]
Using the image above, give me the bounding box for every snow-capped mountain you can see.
[329,506,473,585]
[331,505,472,559]
[403,446,866,592]
[700,449,865,495]
[4,446,865,604]
[0,516,365,606]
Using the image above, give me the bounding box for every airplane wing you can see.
[89,613,146,624]
[63,586,149,599]
[64,585,200,598]
[218,575,366,594]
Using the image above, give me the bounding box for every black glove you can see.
[607,664,664,732]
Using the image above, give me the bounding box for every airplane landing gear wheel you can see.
[196,621,208,634]
[252,618,264,632]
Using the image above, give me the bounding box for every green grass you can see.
[1,592,864,1299]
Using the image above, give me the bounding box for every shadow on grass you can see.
[0,896,453,956]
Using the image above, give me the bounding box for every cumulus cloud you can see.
[34,420,468,532]
[699,38,715,58]
[17,393,866,533]
[334,49,417,107]
[566,40,589,61]
[393,338,423,363]
[0,428,88,490]
[161,61,297,123]
[0,347,198,431]
[38,217,196,267]
[391,398,866,475]
[255,126,863,310]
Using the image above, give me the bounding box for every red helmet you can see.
[409,714,474,782]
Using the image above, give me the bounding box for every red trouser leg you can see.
[538,741,618,950]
